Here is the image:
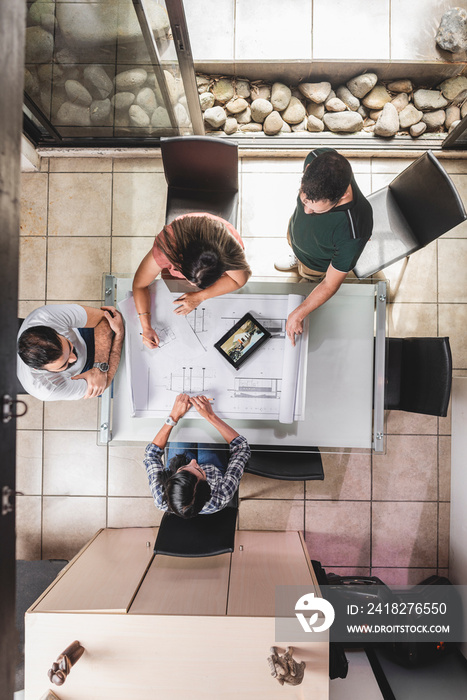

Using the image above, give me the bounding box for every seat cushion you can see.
[246,445,324,481]
[166,188,238,227]
[353,188,419,279]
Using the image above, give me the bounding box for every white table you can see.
[99,277,386,453]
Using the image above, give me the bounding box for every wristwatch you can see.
[93,362,109,373]
[164,416,178,427]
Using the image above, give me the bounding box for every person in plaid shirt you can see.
[144,393,251,518]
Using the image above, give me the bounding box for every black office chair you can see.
[154,490,238,557]
[160,136,239,226]
[354,151,467,279]
[385,337,452,416]
[245,444,324,481]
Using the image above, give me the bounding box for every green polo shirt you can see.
[289,148,373,273]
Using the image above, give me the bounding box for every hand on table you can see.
[170,393,192,422]
[286,309,305,347]
[173,292,203,316]
[190,395,215,420]
[72,367,107,399]
[101,306,124,336]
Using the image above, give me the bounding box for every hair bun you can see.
[199,250,219,267]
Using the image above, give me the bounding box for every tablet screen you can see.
[214,313,271,370]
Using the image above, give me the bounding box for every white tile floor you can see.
[183,0,467,61]
[313,0,390,60]
[17,150,467,585]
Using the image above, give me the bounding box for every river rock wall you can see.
[198,72,467,139]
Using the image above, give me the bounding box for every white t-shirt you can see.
[17,305,89,401]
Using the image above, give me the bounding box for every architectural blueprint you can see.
[118,280,308,423]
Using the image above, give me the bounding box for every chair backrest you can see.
[385,337,452,417]
[161,136,238,192]
[245,445,324,481]
[389,151,467,247]
[161,136,239,225]
[153,491,238,557]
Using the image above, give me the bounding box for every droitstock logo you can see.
[295,592,335,633]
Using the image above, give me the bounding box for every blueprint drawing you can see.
[119,280,308,423]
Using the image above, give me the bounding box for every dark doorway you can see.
[0,2,26,699]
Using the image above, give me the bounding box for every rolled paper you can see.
[279,294,305,424]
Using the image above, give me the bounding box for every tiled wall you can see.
[17,152,467,585]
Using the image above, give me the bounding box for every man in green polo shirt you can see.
[275,148,373,345]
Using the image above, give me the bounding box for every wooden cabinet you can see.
[130,552,231,616]
[228,531,316,616]
[33,528,156,614]
[25,528,329,700]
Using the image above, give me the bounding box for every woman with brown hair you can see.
[133,213,251,348]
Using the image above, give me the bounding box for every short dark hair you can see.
[18,325,63,369]
[157,453,212,519]
[300,151,352,204]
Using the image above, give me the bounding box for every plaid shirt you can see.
[143,435,251,514]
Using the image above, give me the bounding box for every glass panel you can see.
[23,103,52,138]
[24,0,193,140]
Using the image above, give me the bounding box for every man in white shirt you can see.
[17,304,124,401]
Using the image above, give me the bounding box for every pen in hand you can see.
[140,333,159,347]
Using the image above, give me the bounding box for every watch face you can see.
[95,362,109,372]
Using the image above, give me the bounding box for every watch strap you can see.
[93,362,109,372]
